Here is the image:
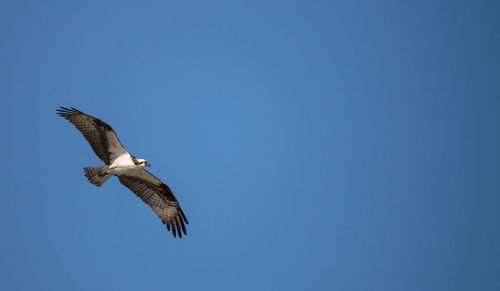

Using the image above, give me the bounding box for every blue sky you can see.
[1,1,499,290]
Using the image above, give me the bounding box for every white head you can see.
[136,158,151,167]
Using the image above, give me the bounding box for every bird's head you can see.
[137,159,151,167]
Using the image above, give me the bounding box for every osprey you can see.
[57,107,188,238]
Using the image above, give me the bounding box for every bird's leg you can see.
[98,166,110,177]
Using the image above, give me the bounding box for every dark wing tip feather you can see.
[57,106,114,132]
[172,222,177,237]
[179,215,187,235]
[164,214,186,238]
[175,217,182,238]
[56,106,83,118]
[180,209,189,224]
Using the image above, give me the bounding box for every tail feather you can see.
[83,166,111,186]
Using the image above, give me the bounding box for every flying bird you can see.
[57,107,188,238]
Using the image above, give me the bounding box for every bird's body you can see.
[57,107,188,238]
[108,153,143,175]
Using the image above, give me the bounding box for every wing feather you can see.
[118,169,189,238]
[57,107,127,164]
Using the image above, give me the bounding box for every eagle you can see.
[57,107,188,238]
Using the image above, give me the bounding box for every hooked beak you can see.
[147,162,151,167]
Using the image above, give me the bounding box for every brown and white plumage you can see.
[57,107,189,238]
[56,107,126,164]
[119,171,188,237]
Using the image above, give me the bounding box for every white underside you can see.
[108,153,143,175]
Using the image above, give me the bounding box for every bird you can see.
[57,107,188,238]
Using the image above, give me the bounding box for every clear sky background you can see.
[1,1,499,290]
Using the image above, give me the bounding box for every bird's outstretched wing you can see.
[119,169,189,238]
[57,107,128,164]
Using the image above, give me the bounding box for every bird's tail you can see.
[83,165,111,187]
